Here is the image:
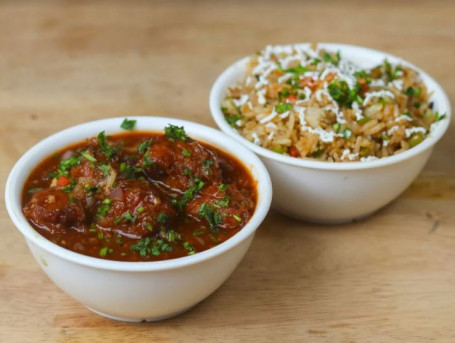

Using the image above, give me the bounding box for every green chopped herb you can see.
[131,237,172,257]
[136,206,145,214]
[183,241,196,255]
[343,129,352,139]
[62,178,77,193]
[322,51,340,65]
[405,87,421,97]
[123,212,137,223]
[193,229,206,236]
[84,185,98,196]
[197,203,222,232]
[219,183,228,191]
[285,64,309,75]
[164,124,188,142]
[145,223,153,231]
[327,79,361,108]
[233,214,242,222]
[96,198,112,217]
[68,195,78,204]
[120,162,140,179]
[354,70,371,83]
[278,88,291,102]
[332,123,341,133]
[114,216,123,225]
[97,131,117,159]
[89,227,97,233]
[137,139,151,155]
[160,229,180,242]
[390,66,403,80]
[98,163,111,177]
[81,151,97,162]
[311,58,321,66]
[312,149,324,157]
[203,160,214,169]
[97,232,104,240]
[182,149,191,157]
[99,247,109,257]
[157,212,169,224]
[27,187,41,194]
[381,133,390,141]
[120,118,136,131]
[276,103,293,113]
[55,155,81,178]
[413,101,421,108]
[224,113,242,127]
[215,195,231,207]
[434,112,447,122]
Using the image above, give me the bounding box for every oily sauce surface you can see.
[22,128,257,261]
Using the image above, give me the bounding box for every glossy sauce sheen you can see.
[22,130,257,261]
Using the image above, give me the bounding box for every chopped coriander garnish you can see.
[114,216,123,225]
[203,160,214,169]
[219,183,228,191]
[233,214,242,222]
[157,212,169,224]
[123,212,137,223]
[193,229,206,236]
[434,112,447,122]
[96,198,112,217]
[405,87,421,97]
[84,185,98,196]
[285,64,309,75]
[81,151,97,162]
[332,123,341,133]
[27,187,41,194]
[328,79,361,108]
[137,139,151,155]
[62,178,77,193]
[197,203,222,232]
[55,155,81,178]
[97,131,117,159]
[136,206,145,213]
[68,195,78,204]
[145,223,153,231]
[98,163,111,177]
[214,195,231,207]
[381,133,390,141]
[183,241,196,255]
[99,247,109,257]
[120,118,137,131]
[225,113,242,127]
[312,149,324,157]
[278,88,291,102]
[343,129,352,139]
[276,103,293,113]
[164,124,187,142]
[182,149,191,157]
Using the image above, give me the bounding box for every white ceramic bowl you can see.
[5,117,272,321]
[210,43,451,223]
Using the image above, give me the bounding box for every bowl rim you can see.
[209,42,451,171]
[5,116,272,272]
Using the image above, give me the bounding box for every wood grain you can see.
[0,1,454,342]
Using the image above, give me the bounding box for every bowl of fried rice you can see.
[210,43,450,223]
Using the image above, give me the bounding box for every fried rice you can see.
[221,44,446,162]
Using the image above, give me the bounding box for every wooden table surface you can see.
[1,1,454,342]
